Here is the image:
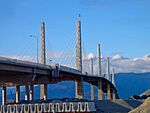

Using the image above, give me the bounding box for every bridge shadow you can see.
[95,99,138,113]
[124,99,142,108]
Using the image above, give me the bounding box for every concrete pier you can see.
[2,86,6,105]
[98,80,103,100]
[113,89,116,100]
[75,80,84,99]
[40,85,45,99]
[25,84,29,101]
[107,83,111,100]
[91,85,94,100]
[44,84,48,100]
[30,85,34,100]
[16,86,20,103]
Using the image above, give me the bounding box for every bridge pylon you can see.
[98,43,101,77]
[112,67,115,86]
[106,57,110,81]
[75,17,84,99]
[97,43,103,100]
[40,21,48,100]
[90,58,95,100]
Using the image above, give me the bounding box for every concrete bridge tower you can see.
[106,57,110,81]
[76,19,82,72]
[75,17,84,99]
[112,67,115,86]
[97,43,103,100]
[91,57,95,100]
[41,21,46,64]
[98,43,101,77]
[40,21,47,100]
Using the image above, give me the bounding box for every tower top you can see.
[41,21,45,24]
[78,14,81,18]
[78,14,81,20]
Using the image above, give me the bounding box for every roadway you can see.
[0,57,119,98]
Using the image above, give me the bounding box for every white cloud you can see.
[110,54,150,73]
[82,53,150,74]
[112,54,124,60]
[4,55,36,62]
[144,54,150,60]
[87,53,95,59]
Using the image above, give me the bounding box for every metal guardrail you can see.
[0,56,96,76]
[59,65,82,75]
[0,102,96,113]
[0,56,109,81]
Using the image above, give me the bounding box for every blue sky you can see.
[0,0,150,59]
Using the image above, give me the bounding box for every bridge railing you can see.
[0,56,51,69]
[59,64,82,75]
[53,64,108,79]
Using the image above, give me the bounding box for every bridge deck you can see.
[0,57,119,98]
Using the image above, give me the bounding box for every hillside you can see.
[129,97,150,113]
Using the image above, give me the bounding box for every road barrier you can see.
[0,102,96,113]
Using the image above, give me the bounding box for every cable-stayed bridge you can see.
[0,19,118,112]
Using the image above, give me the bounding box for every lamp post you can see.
[49,59,52,66]
[30,35,39,63]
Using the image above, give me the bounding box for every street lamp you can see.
[49,59,52,66]
[30,35,39,63]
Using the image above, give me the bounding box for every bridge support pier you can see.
[91,85,94,100]
[25,84,29,100]
[75,81,84,99]
[16,86,20,103]
[40,84,47,100]
[44,84,47,100]
[30,85,34,100]
[40,84,44,99]
[98,80,103,100]
[2,86,6,105]
[106,83,111,100]
[112,89,116,100]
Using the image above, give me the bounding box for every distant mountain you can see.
[0,72,150,103]
[115,72,150,99]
